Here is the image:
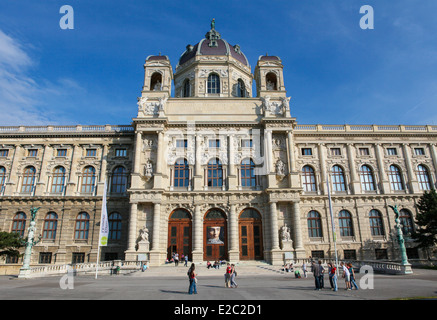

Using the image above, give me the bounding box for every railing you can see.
[0,125,134,134]
[294,124,437,133]
[25,260,143,278]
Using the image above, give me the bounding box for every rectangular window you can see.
[39,252,52,264]
[387,148,397,156]
[72,253,85,264]
[28,149,38,157]
[375,249,388,260]
[302,148,312,156]
[331,148,341,156]
[86,149,97,157]
[241,139,253,148]
[115,148,127,157]
[414,148,425,156]
[311,250,325,259]
[209,139,220,148]
[344,250,357,260]
[359,148,370,156]
[176,139,188,148]
[0,149,8,157]
[57,149,67,157]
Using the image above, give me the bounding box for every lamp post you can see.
[389,205,413,274]
[18,207,42,279]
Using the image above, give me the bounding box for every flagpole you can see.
[95,181,108,279]
[326,176,339,275]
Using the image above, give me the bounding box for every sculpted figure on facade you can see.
[144,161,153,178]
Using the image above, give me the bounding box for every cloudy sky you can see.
[0,0,436,126]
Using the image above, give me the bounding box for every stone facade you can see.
[1,25,436,267]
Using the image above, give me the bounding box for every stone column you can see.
[192,204,203,262]
[318,143,327,194]
[4,146,18,195]
[429,143,437,185]
[266,130,273,173]
[286,131,299,187]
[228,204,239,261]
[193,134,203,190]
[97,144,108,196]
[156,131,164,174]
[124,202,139,261]
[149,202,162,266]
[270,201,283,265]
[292,201,306,258]
[270,202,280,250]
[134,132,142,174]
[346,143,360,194]
[402,143,419,193]
[66,144,81,196]
[35,145,51,195]
[375,143,390,193]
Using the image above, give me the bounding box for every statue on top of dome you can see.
[211,18,215,30]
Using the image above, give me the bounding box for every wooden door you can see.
[167,209,192,260]
[239,208,263,260]
[203,209,227,261]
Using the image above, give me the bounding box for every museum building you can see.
[0,23,436,267]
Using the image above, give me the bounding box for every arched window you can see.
[369,209,384,236]
[240,208,262,219]
[109,212,122,240]
[150,72,162,91]
[111,166,128,193]
[266,72,277,90]
[241,158,256,187]
[236,79,246,97]
[51,166,66,193]
[307,210,322,238]
[207,158,223,188]
[174,159,189,188]
[339,210,354,237]
[183,79,191,97]
[207,73,220,94]
[388,165,404,191]
[21,166,36,193]
[43,212,58,240]
[75,212,90,240]
[399,209,414,236]
[360,165,376,191]
[81,166,96,193]
[0,166,6,194]
[12,212,26,237]
[331,165,346,192]
[301,165,317,192]
[417,165,431,190]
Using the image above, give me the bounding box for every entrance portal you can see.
[239,208,263,260]
[203,208,227,261]
[167,209,192,261]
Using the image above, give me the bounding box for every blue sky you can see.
[0,0,436,126]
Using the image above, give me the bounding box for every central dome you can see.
[177,21,250,69]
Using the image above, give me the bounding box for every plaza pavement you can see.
[0,263,436,302]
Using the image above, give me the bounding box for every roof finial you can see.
[211,18,215,30]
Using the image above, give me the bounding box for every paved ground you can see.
[1,264,437,303]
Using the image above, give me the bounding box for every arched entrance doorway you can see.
[167,209,192,261]
[203,208,227,261]
[239,208,263,260]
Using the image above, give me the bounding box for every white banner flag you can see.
[99,182,109,246]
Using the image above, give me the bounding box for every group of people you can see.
[186,262,239,294]
[311,260,359,291]
[206,260,226,269]
[166,252,189,267]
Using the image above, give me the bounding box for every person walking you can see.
[225,263,232,288]
[348,263,359,290]
[329,262,338,292]
[184,254,188,267]
[302,262,307,278]
[312,261,320,290]
[230,264,238,288]
[317,260,325,289]
[188,263,197,294]
[174,252,179,266]
[340,262,351,290]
